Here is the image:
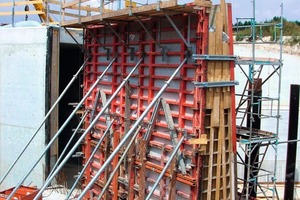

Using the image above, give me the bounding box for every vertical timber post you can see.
[284,84,300,200]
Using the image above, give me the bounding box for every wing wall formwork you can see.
[81,3,236,199]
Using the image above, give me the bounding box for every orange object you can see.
[0,186,42,200]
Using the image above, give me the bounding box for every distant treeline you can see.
[233,16,300,44]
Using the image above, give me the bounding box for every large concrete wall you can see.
[0,26,48,190]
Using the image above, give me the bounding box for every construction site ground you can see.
[41,183,300,200]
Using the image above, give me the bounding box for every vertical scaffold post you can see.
[244,78,262,198]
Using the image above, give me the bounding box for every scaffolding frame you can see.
[234,1,283,199]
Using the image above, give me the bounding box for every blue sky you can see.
[212,0,300,22]
[0,0,299,24]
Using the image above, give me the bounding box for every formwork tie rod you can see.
[6,57,116,200]
[145,135,185,200]
[77,57,187,199]
[33,57,144,200]
[0,57,89,185]
[66,119,115,199]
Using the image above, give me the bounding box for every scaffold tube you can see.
[7,57,116,200]
[77,57,187,199]
[32,57,144,200]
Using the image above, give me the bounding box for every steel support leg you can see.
[47,111,89,179]
[66,119,115,199]
[32,57,144,200]
[145,135,185,200]
[77,57,187,199]
[284,84,299,200]
[96,126,142,200]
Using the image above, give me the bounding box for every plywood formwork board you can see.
[61,0,212,28]
[201,2,234,200]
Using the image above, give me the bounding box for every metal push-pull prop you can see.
[96,126,142,200]
[47,111,89,179]
[77,57,187,199]
[32,57,144,200]
[145,135,185,200]
[7,57,116,200]
[0,58,89,185]
[66,119,115,199]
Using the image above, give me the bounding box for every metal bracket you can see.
[165,13,191,50]
[63,27,87,55]
[90,89,101,124]
[193,54,237,61]
[85,26,111,60]
[161,99,187,175]
[157,0,161,11]
[144,98,162,143]
[72,151,84,158]
[99,90,112,129]
[135,15,167,61]
[106,21,135,60]
[194,81,239,88]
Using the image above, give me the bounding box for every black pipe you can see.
[284,84,300,200]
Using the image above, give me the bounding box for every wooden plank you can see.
[206,126,214,200]
[125,82,135,200]
[220,93,228,199]
[0,10,44,16]
[61,0,212,27]
[67,5,113,12]
[188,134,207,144]
[168,157,178,200]
[194,0,212,7]
[103,131,110,200]
[211,9,222,128]
[221,2,231,109]
[214,9,224,190]
[216,125,222,200]
[50,10,85,18]
[47,0,61,5]
[0,1,43,7]
[206,30,216,109]
[62,0,89,8]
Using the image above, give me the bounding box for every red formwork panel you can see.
[0,186,42,200]
[81,7,233,199]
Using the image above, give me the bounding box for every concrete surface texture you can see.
[0,26,48,190]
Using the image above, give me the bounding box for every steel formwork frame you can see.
[77,4,236,199]
[0,1,237,200]
[81,12,209,200]
[234,1,283,199]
